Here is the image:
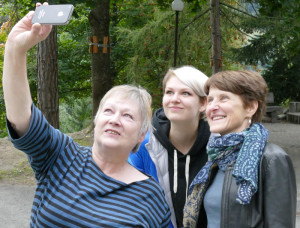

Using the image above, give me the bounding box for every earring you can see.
[249,118,252,126]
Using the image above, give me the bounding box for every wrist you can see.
[4,40,28,56]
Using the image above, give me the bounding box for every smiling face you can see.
[93,97,145,153]
[206,87,257,135]
[162,76,206,124]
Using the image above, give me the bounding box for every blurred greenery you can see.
[0,0,299,137]
[231,0,300,104]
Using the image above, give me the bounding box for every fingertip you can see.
[35,2,48,8]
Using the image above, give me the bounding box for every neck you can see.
[92,144,129,174]
[169,121,199,155]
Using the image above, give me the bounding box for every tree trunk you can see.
[37,27,59,129]
[210,0,222,74]
[88,0,111,118]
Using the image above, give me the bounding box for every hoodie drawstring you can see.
[173,150,178,193]
[185,155,190,200]
[173,149,191,200]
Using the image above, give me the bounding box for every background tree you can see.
[112,0,251,108]
[0,0,92,134]
[37,26,59,128]
[88,0,111,117]
[210,0,222,74]
[1,0,299,137]
[59,0,113,118]
[231,0,300,104]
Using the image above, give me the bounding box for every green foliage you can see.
[57,3,92,103]
[56,4,94,132]
[60,97,93,133]
[0,0,268,137]
[263,55,300,103]
[0,90,6,137]
[231,0,300,104]
[0,2,92,137]
[0,0,34,138]
[111,0,248,108]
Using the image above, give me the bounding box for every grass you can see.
[0,128,93,185]
[0,161,35,185]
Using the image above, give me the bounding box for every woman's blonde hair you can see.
[163,65,208,119]
[94,85,152,152]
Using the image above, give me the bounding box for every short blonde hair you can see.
[163,66,208,97]
[94,85,152,152]
[163,65,208,119]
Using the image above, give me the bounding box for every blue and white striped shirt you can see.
[8,105,171,227]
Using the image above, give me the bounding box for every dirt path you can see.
[0,129,93,227]
[0,184,35,228]
[0,123,299,227]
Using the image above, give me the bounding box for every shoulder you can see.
[262,142,288,159]
[261,142,293,173]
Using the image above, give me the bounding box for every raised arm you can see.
[3,3,52,136]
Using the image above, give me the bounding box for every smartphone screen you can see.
[31,4,74,25]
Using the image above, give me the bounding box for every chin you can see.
[209,126,221,133]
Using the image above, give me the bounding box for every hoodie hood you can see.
[152,107,210,158]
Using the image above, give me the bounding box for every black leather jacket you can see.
[198,143,297,228]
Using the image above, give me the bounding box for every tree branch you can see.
[182,8,210,30]
[220,2,257,19]
[220,9,253,38]
[249,2,259,16]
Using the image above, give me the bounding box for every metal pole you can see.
[174,10,179,67]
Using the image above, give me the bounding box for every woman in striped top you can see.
[3,3,170,227]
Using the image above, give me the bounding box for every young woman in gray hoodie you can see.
[129,66,210,228]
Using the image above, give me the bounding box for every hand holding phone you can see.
[32,4,74,25]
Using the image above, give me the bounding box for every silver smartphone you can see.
[32,4,74,25]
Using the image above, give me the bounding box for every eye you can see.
[220,95,229,101]
[207,97,213,104]
[103,108,112,113]
[182,91,191,96]
[124,113,133,119]
[165,90,173,95]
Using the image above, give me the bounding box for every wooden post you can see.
[103,36,108,53]
[92,36,98,53]
[89,36,92,53]
[89,36,99,53]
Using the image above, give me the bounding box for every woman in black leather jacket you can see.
[183,70,297,228]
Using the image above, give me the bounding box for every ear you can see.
[199,97,207,113]
[247,100,258,118]
[138,131,146,143]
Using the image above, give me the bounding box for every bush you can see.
[60,97,93,133]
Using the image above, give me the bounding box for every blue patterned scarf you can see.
[183,123,269,227]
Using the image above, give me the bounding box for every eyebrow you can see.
[165,86,193,92]
[103,102,138,114]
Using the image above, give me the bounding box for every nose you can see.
[207,100,219,111]
[171,93,180,103]
[109,113,121,125]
